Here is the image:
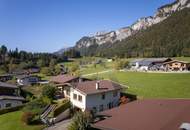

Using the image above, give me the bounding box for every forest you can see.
[0,45,66,75]
[77,8,190,58]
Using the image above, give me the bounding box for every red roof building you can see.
[92,99,190,130]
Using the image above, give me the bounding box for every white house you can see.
[16,75,40,86]
[67,80,122,113]
[0,82,25,110]
[130,58,172,71]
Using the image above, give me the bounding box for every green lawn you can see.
[80,62,113,75]
[0,111,44,130]
[174,57,190,62]
[88,71,190,98]
[34,73,51,80]
[23,85,44,97]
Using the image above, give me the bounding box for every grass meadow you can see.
[0,111,44,130]
[87,71,190,98]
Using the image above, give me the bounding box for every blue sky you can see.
[0,0,174,52]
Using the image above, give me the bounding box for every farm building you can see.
[130,58,172,71]
[163,60,190,71]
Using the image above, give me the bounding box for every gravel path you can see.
[82,69,114,77]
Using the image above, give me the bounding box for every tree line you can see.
[0,45,66,75]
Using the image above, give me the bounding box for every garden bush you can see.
[21,112,35,125]
[23,98,47,114]
[42,84,56,100]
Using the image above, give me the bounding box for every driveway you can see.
[82,69,114,77]
[44,119,71,130]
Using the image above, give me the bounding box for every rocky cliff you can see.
[75,0,190,49]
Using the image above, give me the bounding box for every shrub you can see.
[41,67,51,76]
[114,59,129,70]
[23,98,47,114]
[68,111,92,130]
[21,112,35,125]
[42,85,56,100]
[53,100,71,117]
[42,96,52,104]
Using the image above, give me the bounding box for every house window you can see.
[107,102,112,109]
[92,107,97,113]
[101,93,105,100]
[66,89,70,96]
[5,103,11,108]
[99,105,104,112]
[78,95,82,102]
[113,91,118,97]
[73,94,77,100]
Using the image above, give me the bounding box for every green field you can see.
[174,57,190,62]
[87,71,190,98]
[80,62,113,75]
[0,111,44,130]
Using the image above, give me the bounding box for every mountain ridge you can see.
[74,0,190,49]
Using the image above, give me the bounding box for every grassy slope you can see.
[0,111,44,130]
[80,62,113,75]
[23,85,44,97]
[174,57,190,62]
[89,71,190,98]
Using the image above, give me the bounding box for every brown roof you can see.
[0,82,18,89]
[92,99,190,130]
[163,60,190,65]
[50,75,78,84]
[75,80,122,95]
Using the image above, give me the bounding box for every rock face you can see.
[75,0,190,49]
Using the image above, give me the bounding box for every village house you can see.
[163,60,190,71]
[92,99,190,130]
[51,75,122,112]
[69,80,121,112]
[0,82,25,110]
[130,58,190,72]
[16,75,40,86]
[130,58,172,71]
[50,75,91,98]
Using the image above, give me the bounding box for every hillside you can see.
[76,8,190,57]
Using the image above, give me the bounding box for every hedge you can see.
[53,100,71,117]
[0,105,24,115]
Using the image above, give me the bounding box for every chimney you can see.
[96,81,100,90]
[79,77,82,83]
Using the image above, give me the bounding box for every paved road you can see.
[82,69,114,77]
[44,119,71,130]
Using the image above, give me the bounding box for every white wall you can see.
[0,99,22,110]
[86,90,120,112]
[70,88,120,112]
[70,88,86,111]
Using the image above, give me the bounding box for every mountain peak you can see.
[75,0,190,49]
